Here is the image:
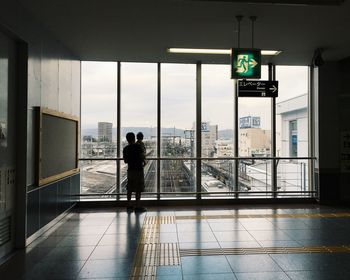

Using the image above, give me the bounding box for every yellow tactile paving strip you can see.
[142,212,350,225]
[130,212,350,279]
[158,243,180,266]
[129,266,156,280]
[130,217,180,280]
[133,243,180,266]
[139,224,160,244]
[143,216,176,224]
[180,245,350,256]
[175,212,350,220]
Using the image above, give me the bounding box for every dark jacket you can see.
[123,143,144,171]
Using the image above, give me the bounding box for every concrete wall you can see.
[317,58,350,202]
[317,62,340,200]
[0,1,81,241]
[338,58,350,201]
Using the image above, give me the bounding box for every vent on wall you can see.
[0,216,11,247]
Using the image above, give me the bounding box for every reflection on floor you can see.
[2,205,350,279]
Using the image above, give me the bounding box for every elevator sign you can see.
[238,80,279,97]
[231,48,261,79]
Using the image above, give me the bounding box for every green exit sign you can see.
[231,48,261,79]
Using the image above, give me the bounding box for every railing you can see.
[78,157,317,200]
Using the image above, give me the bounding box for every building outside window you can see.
[98,122,113,142]
[276,93,308,192]
[80,62,311,199]
[239,116,271,157]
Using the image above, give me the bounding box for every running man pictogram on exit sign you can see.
[231,48,261,79]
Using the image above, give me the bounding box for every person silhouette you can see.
[123,132,146,213]
[136,132,146,166]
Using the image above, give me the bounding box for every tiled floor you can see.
[2,205,350,279]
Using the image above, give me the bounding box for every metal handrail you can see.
[78,156,317,198]
[74,190,317,196]
[79,157,317,161]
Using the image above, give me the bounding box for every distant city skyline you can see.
[81,62,308,131]
[81,125,234,140]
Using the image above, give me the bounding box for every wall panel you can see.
[0,1,81,242]
[26,190,39,237]
[58,58,72,114]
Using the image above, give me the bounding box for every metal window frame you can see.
[309,66,316,198]
[196,62,202,200]
[116,62,121,200]
[157,62,161,200]
[269,63,277,198]
[81,62,316,201]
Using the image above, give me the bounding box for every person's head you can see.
[126,132,135,144]
[136,132,144,141]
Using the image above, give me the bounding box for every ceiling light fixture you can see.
[167,48,281,56]
[261,50,282,55]
[168,48,231,54]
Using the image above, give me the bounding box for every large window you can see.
[80,62,117,199]
[121,63,157,195]
[237,66,272,196]
[201,65,235,196]
[80,62,312,200]
[276,66,309,194]
[161,64,196,196]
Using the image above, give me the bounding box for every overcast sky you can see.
[81,62,308,131]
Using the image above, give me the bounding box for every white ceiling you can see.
[19,0,350,65]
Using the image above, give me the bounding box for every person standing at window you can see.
[123,132,146,212]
